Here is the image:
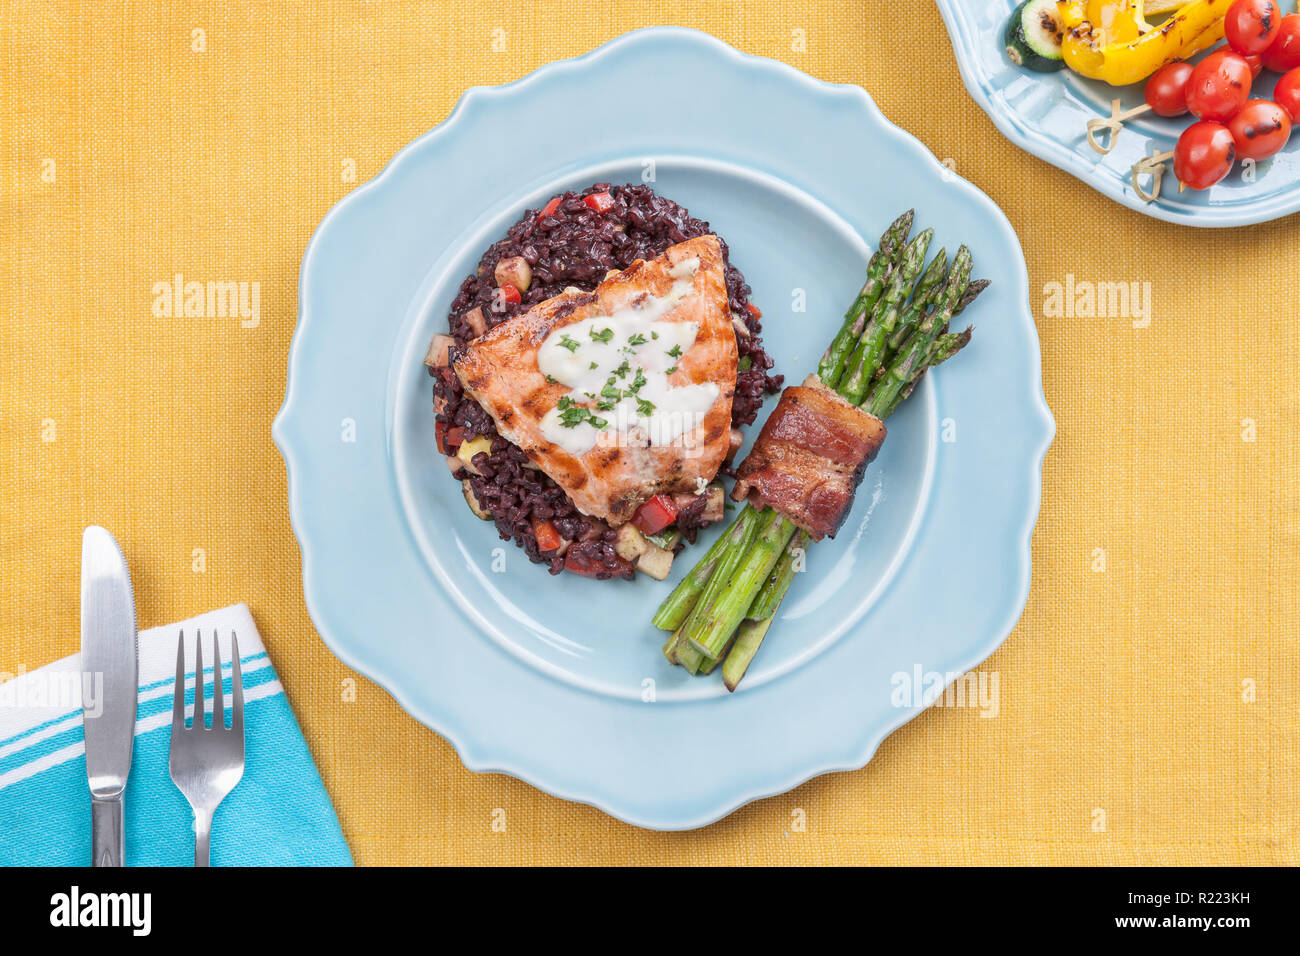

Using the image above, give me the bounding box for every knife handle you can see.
[91,795,124,867]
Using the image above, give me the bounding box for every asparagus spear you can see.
[883,250,948,351]
[687,513,797,659]
[673,508,760,646]
[676,639,707,675]
[955,278,990,315]
[838,228,934,405]
[722,616,778,692]
[866,246,972,420]
[877,328,974,421]
[747,529,810,621]
[886,275,986,368]
[652,505,754,631]
[818,210,914,385]
[927,328,974,369]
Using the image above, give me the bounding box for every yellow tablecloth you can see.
[2,1,1296,865]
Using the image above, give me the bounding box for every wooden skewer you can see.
[1087,98,1155,155]
[1131,149,1176,203]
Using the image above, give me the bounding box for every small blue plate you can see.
[936,0,1300,227]
[274,27,1054,829]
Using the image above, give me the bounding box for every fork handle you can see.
[91,795,124,866]
[193,808,213,867]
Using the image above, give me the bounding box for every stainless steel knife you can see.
[80,526,138,867]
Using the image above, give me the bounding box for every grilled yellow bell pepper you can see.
[1058,0,1230,86]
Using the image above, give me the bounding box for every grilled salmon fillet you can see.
[731,375,887,540]
[452,234,737,526]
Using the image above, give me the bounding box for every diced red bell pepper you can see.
[583,191,615,213]
[745,302,762,320]
[532,519,563,553]
[631,494,679,535]
[537,196,562,221]
[435,421,464,455]
[499,283,521,305]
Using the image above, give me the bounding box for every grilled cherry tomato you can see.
[1186,50,1254,122]
[631,494,679,535]
[1243,52,1266,78]
[1174,120,1238,190]
[1274,67,1300,121]
[583,191,615,213]
[1145,61,1195,116]
[1228,98,1293,159]
[1263,14,1300,72]
[1226,0,1282,56]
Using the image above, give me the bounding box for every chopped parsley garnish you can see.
[555,395,607,430]
[545,374,558,384]
[665,366,678,375]
[666,344,683,359]
[650,330,659,340]
[589,360,598,369]
[627,332,647,347]
[558,334,581,353]
[628,368,647,394]
[614,360,630,379]
[636,397,656,417]
[589,327,614,343]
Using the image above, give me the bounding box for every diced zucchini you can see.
[647,528,681,552]
[635,542,674,581]
[462,480,492,520]
[424,333,455,368]
[701,484,725,522]
[1004,0,1065,73]
[615,524,650,562]
[456,435,493,475]
[494,256,532,292]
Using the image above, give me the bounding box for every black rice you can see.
[432,182,782,577]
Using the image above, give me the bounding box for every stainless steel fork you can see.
[168,630,245,867]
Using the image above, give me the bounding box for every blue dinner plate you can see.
[936,0,1300,227]
[274,27,1054,829]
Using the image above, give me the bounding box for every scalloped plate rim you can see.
[273,26,1056,829]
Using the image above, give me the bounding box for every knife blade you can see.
[80,525,138,867]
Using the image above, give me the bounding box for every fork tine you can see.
[194,626,206,729]
[229,632,243,739]
[172,629,187,730]
[211,629,225,730]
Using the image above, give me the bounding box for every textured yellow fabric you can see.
[2,1,1296,865]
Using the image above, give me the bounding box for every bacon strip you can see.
[730,376,886,541]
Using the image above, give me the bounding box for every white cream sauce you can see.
[536,257,719,457]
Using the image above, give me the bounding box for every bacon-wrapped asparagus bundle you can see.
[654,213,986,689]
